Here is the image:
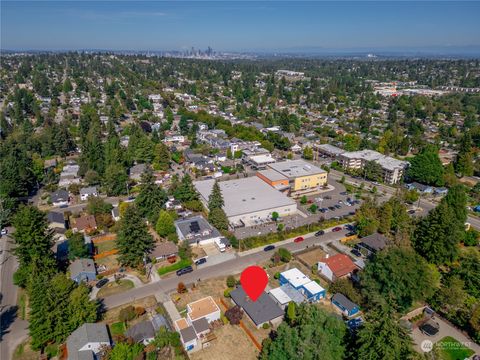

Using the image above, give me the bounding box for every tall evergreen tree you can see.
[117,205,154,268]
[355,304,415,360]
[208,181,224,210]
[174,174,199,202]
[12,206,57,288]
[135,168,167,221]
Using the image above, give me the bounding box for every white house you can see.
[79,186,98,201]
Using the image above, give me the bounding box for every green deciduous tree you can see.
[104,342,144,360]
[361,247,438,312]
[68,233,89,260]
[260,305,347,360]
[155,210,176,237]
[117,205,154,268]
[407,146,444,186]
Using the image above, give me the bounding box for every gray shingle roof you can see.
[359,233,388,252]
[125,321,155,343]
[230,286,284,326]
[51,189,69,202]
[331,293,359,313]
[69,258,96,278]
[191,317,209,334]
[66,323,110,360]
[180,325,197,343]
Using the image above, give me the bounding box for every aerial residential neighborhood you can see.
[1,1,480,360]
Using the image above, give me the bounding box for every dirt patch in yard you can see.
[97,279,134,298]
[102,296,157,324]
[296,247,327,268]
[172,277,228,310]
[189,325,259,360]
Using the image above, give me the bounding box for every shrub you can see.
[135,306,146,316]
[262,323,270,329]
[278,248,292,262]
[274,272,280,279]
[224,288,232,298]
[221,315,229,325]
[119,305,136,322]
[177,282,187,294]
[225,305,243,325]
[226,275,236,288]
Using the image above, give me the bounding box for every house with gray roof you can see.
[125,320,156,345]
[51,189,69,207]
[80,186,98,201]
[69,258,96,283]
[129,163,147,181]
[356,233,388,257]
[230,286,284,328]
[66,323,110,360]
[175,215,222,246]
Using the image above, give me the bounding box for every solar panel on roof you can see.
[190,221,200,233]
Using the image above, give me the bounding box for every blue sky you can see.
[2,1,480,51]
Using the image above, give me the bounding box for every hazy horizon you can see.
[2,1,480,53]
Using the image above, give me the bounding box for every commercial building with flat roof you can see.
[314,144,345,159]
[194,177,297,227]
[267,160,328,197]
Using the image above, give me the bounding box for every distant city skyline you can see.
[2,1,480,53]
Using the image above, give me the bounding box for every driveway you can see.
[412,316,480,355]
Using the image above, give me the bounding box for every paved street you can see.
[0,229,28,360]
[102,226,351,310]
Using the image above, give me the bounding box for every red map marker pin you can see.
[240,266,268,302]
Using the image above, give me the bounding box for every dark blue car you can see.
[176,266,193,276]
[264,245,275,251]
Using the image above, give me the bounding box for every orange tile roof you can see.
[322,254,357,278]
[174,318,189,331]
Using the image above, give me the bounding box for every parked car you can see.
[332,227,342,232]
[325,195,332,200]
[176,266,194,276]
[294,236,304,243]
[340,192,348,196]
[195,258,207,266]
[420,320,440,336]
[407,209,415,214]
[264,245,275,251]
[328,206,336,211]
[319,208,326,213]
[348,211,356,216]
[346,231,356,237]
[96,278,109,289]
[315,230,325,236]
[351,249,362,257]
[334,204,342,209]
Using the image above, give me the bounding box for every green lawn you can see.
[110,321,127,336]
[437,336,475,360]
[97,279,134,298]
[96,240,117,253]
[157,258,192,276]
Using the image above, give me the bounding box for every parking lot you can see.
[234,178,362,239]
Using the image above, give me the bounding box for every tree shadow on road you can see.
[0,304,19,342]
